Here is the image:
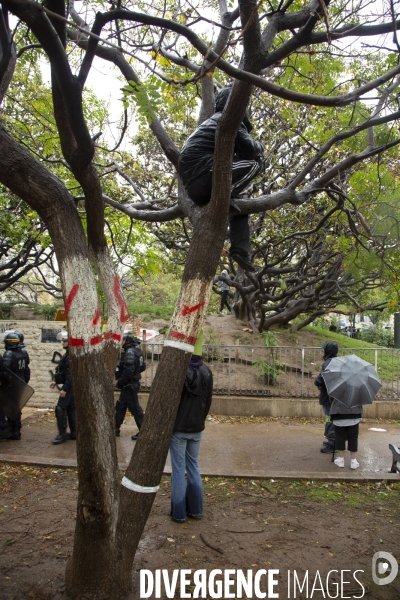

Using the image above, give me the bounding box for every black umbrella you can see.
[321,354,382,408]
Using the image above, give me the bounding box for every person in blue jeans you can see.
[170,331,213,523]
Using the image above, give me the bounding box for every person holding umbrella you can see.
[321,354,382,470]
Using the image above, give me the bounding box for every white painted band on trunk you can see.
[121,476,159,494]
[164,340,195,352]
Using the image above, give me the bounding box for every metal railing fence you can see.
[139,344,400,400]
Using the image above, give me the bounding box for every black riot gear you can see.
[115,341,146,439]
[122,331,141,348]
[122,346,144,371]
[52,344,76,444]
[3,331,24,350]
[3,347,30,383]
[0,336,30,440]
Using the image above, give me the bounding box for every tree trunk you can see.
[296,310,326,330]
[114,207,225,593]
[0,122,122,598]
[0,70,254,598]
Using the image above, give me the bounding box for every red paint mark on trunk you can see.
[170,331,197,345]
[170,330,186,341]
[65,284,79,316]
[180,301,205,316]
[113,276,129,323]
[90,335,102,346]
[69,337,85,347]
[92,308,101,326]
[104,332,122,342]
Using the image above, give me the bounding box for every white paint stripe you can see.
[122,476,159,494]
[164,340,195,352]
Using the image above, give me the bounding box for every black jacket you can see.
[3,348,30,383]
[173,361,213,433]
[58,350,73,394]
[178,113,264,189]
[116,347,146,389]
[314,342,338,407]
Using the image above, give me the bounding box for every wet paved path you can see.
[0,410,399,481]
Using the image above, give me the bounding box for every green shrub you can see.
[0,303,14,319]
[32,304,62,320]
[253,359,283,385]
[253,332,284,385]
[260,331,278,347]
[129,302,174,321]
[357,326,394,348]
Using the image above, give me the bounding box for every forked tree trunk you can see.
[0,72,252,597]
[66,82,251,599]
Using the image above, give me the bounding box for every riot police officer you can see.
[115,332,146,440]
[0,352,9,440]
[50,331,76,444]
[1,331,30,440]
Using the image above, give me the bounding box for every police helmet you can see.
[4,330,24,349]
[123,330,140,347]
[56,330,69,342]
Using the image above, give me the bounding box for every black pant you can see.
[0,409,21,435]
[57,392,76,433]
[334,424,359,452]
[185,159,262,257]
[219,290,231,312]
[115,383,144,431]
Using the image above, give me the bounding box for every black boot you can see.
[69,429,76,440]
[230,252,256,272]
[53,406,69,444]
[0,426,12,440]
[52,432,69,444]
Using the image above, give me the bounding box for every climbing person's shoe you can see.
[231,253,256,272]
[229,199,241,214]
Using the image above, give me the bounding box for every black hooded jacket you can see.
[178,89,264,189]
[314,342,339,407]
[173,360,213,433]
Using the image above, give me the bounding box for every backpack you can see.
[54,363,66,385]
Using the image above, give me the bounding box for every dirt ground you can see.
[0,463,399,600]
[141,314,333,348]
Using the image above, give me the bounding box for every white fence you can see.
[140,344,400,400]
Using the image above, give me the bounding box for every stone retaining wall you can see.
[2,320,399,419]
[137,392,400,419]
[0,319,66,409]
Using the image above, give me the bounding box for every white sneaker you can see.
[351,459,360,470]
[334,457,345,468]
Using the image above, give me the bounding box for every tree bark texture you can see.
[0,121,123,598]
[113,203,228,593]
